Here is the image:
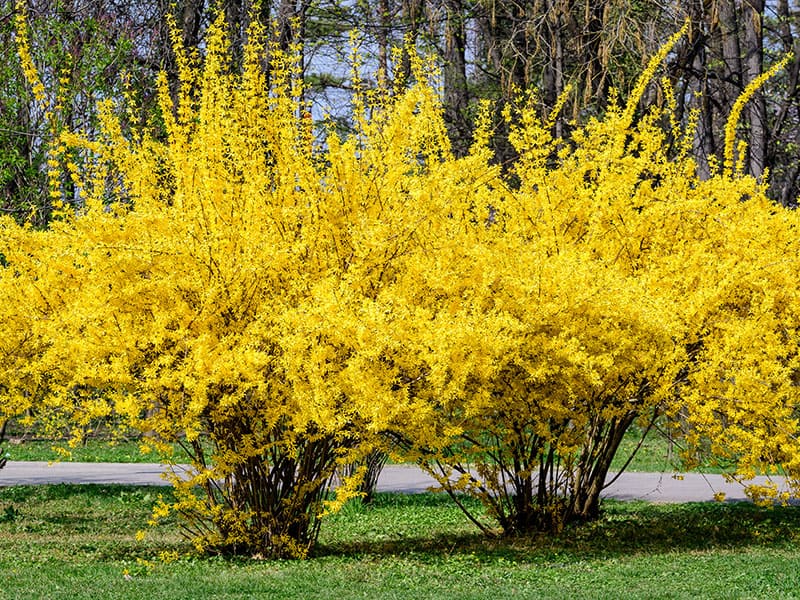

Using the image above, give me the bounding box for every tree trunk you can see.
[180,0,206,51]
[582,0,609,108]
[399,0,423,82]
[742,0,766,177]
[443,0,470,156]
[717,0,742,109]
[376,0,391,81]
[687,2,715,179]
[542,0,565,136]
[569,412,636,522]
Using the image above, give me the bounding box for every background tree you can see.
[7,1,799,204]
[0,8,44,224]
[3,0,173,224]
[668,0,800,202]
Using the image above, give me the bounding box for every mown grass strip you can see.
[2,485,800,599]
[5,425,722,475]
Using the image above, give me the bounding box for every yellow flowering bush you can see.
[381,28,800,532]
[385,34,689,532]
[4,11,508,555]
[3,10,800,552]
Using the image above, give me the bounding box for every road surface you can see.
[0,461,791,503]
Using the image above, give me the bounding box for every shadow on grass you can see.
[0,484,175,537]
[316,494,800,564]
[4,485,800,565]
[558,499,800,555]
[0,483,174,503]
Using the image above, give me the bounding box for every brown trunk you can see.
[687,2,715,178]
[443,0,470,155]
[376,0,391,81]
[277,0,309,52]
[399,0,423,82]
[180,0,205,50]
[583,0,608,108]
[773,0,799,204]
[716,0,742,107]
[570,412,636,521]
[742,0,766,177]
[542,0,565,136]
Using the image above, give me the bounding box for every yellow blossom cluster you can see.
[3,11,800,551]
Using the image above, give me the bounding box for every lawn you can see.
[1,437,191,464]
[1,485,800,599]
[3,424,717,474]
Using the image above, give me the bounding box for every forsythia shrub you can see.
[382,29,800,531]
[3,12,478,557]
[388,33,692,532]
[3,9,800,553]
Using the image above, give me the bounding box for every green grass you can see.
[2,485,800,599]
[610,424,730,474]
[2,438,190,463]
[7,426,719,476]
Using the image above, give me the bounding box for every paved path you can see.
[0,461,791,503]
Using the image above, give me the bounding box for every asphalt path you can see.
[0,461,791,503]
